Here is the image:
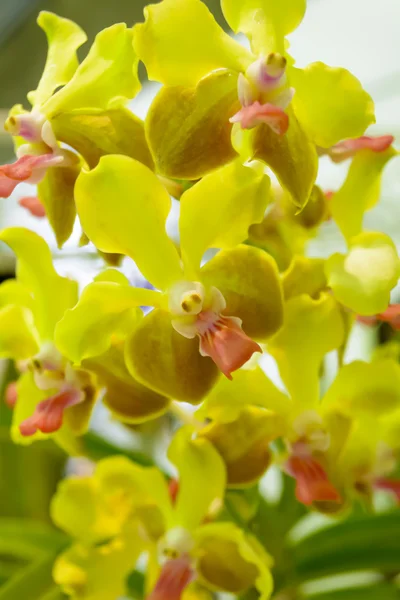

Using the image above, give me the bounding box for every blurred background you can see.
[0,0,400,598]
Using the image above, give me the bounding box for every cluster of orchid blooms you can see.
[1,1,400,599]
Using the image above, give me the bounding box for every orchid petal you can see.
[42,24,140,117]
[180,160,270,273]
[75,155,182,291]
[51,107,154,170]
[145,69,240,180]
[133,0,251,87]
[54,525,145,600]
[11,372,49,445]
[282,256,327,300]
[18,196,46,218]
[37,153,80,248]
[221,0,306,55]
[268,293,345,410]
[330,144,397,241]
[28,12,87,108]
[0,227,78,340]
[252,109,318,208]
[195,522,273,599]
[200,406,285,486]
[125,309,219,403]
[326,232,400,315]
[201,245,283,341]
[291,63,375,148]
[198,366,291,424]
[0,153,63,198]
[83,344,170,424]
[323,358,400,418]
[0,305,40,360]
[168,426,226,530]
[55,281,162,364]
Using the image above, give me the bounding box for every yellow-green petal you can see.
[268,293,345,409]
[326,232,400,315]
[133,0,251,87]
[28,12,87,108]
[168,427,226,530]
[51,107,154,170]
[145,69,239,180]
[75,155,182,291]
[37,153,80,248]
[291,63,375,148]
[0,227,78,340]
[221,0,306,55]
[282,256,327,300]
[125,309,220,403]
[323,358,400,418]
[83,344,170,424]
[180,160,271,274]
[55,281,163,364]
[198,365,291,424]
[0,279,34,311]
[200,406,285,486]
[0,305,39,360]
[54,525,144,600]
[330,145,397,241]
[42,24,140,117]
[195,522,273,599]
[201,244,283,340]
[252,110,318,209]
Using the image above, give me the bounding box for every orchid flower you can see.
[134,0,375,209]
[51,429,274,600]
[0,227,96,445]
[54,155,284,401]
[197,289,347,506]
[1,11,150,247]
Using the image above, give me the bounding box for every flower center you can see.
[230,52,294,133]
[168,281,261,378]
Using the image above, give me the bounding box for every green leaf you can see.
[0,549,67,600]
[42,24,140,117]
[221,0,306,55]
[133,0,251,87]
[28,11,87,108]
[326,232,400,315]
[252,110,318,208]
[287,511,400,585]
[37,156,80,249]
[145,69,240,180]
[180,160,271,273]
[303,584,399,600]
[0,518,67,563]
[51,107,154,170]
[75,155,182,291]
[291,63,375,148]
[330,145,397,241]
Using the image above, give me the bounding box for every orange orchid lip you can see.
[198,312,261,379]
[146,557,194,600]
[286,454,341,506]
